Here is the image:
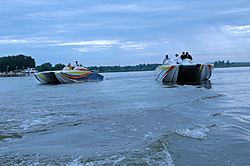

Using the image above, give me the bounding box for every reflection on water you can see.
[162,80,212,89]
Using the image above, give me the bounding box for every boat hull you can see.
[34,70,103,84]
[155,63,213,83]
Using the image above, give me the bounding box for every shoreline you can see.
[0,72,34,77]
[1,65,250,77]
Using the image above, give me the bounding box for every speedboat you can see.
[34,66,104,84]
[154,59,213,83]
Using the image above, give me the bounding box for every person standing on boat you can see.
[180,52,186,60]
[185,52,193,61]
[74,61,80,67]
[174,54,181,64]
[162,55,171,64]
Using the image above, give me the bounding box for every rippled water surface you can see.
[1,67,250,165]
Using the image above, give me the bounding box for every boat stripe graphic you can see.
[198,64,204,76]
[58,72,91,79]
[38,73,47,81]
[160,66,175,81]
[155,66,171,80]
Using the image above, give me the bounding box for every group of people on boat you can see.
[64,61,89,71]
[163,52,193,65]
[66,61,80,69]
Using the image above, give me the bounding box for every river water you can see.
[0,67,250,165]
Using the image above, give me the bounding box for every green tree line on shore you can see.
[0,54,35,72]
[36,62,161,72]
[0,54,161,72]
[35,62,66,72]
[88,63,161,73]
[35,60,250,72]
[0,55,65,72]
[214,60,250,68]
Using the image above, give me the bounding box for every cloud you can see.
[0,39,28,44]
[53,40,119,52]
[0,0,43,5]
[120,41,149,50]
[1,0,250,65]
[0,37,121,49]
[54,40,157,52]
[222,25,250,34]
[73,45,113,52]
[93,4,139,12]
[21,10,83,20]
[0,36,59,47]
[218,7,250,14]
[18,4,140,21]
[55,40,119,46]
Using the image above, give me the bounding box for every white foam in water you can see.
[175,125,210,139]
[161,143,175,166]
[66,145,175,166]
[67,155,84,166]
[113,156,126,164]
[144,131,154,138]
[19,118,51,131]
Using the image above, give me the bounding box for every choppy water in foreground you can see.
[0,67,250,165]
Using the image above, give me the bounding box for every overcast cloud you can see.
[0,0,250,66]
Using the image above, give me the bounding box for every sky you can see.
[0,0,250,66]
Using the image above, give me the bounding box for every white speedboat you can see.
[34,67,104,84]
[154,59,213,83]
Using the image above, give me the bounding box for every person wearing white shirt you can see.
[74,61,80,68]
[163,55,170,64]
[174,54,182,64]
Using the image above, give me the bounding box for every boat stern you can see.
[155,65,179,82]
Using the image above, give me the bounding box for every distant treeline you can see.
[35,60,250,72]
[0,55,67,72]
[0,54,35,72]
[88,63,161,73]
[36,62,65,72]
[0,54,161,72]
[35,62,161,72]
[214,60,250,68]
